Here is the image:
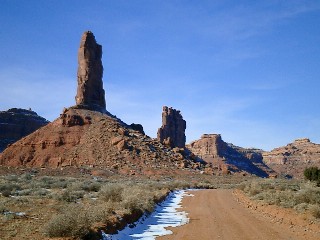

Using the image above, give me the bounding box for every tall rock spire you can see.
[75,31,106,112]
[157,106,186,148]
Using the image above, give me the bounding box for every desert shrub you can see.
[16,189,33,196]
[1,189,11,197]
[81,181,101,192]
[168,180,191,190]
[20,173,33,181]
[310,205,320,218]
[0,204,8,213]
[37,176,56,189]
[0,183,21,196]
[121,186,154,213]
[295,188,320,205]
[44,204,92,238]
[304,167,320,184]
[294,203,309,213]
[33,188,49,196]
[99,183,124,202]
[5,175,19,182]
[237,182,246,191]
[59,190,85,202]
[241,178,320,215]
[51,178,68,189]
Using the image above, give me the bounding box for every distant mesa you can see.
[75,31,106,113]
[187,133,274,177]
[0,108,49,152]
[157,106,186,148]
[262,138,320,178]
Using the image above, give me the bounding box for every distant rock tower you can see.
[157,106,186,148]
[75,31,106,112]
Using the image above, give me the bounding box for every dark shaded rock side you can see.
[0,108,49,152]
[130,123,145,135]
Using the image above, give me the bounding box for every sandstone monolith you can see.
[75,31,106,112]
[157,106,186,148]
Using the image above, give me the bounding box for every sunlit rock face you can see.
[157,106,186,148]
[75,31,106,112]
[187,134,274,177]
[262,138,320,178]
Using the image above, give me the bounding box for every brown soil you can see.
[158,189,320,240]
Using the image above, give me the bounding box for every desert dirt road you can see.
[157,189,317,240]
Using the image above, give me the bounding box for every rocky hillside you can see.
[187,134,274,177]
[263,138,320,178]
[0,107,201,175]
[0,108,49,152]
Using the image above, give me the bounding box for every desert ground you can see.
[158,189,320,240]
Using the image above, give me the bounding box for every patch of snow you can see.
[3,211,26,217]
[102,190,191,240]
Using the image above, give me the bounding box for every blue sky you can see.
[1,0,320,150]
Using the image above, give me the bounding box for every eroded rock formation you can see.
[0,32,203,175]
[130,123,145,135]
[157,106,186,148]
[187,134,274,177]
[0,108,49,152]
[75,31,106,112]
[0,108,202,175]
[262,138,320,178]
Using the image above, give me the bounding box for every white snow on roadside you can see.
[102,190,192,240]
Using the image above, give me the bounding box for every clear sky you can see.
[1,0,319,151]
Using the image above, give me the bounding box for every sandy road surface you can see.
[158,189,316,240]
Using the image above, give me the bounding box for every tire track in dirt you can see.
[158,189,318,240]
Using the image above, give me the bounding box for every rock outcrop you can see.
[0,108,49,152]
[0,32,203,176]
[157,106,186,148]
[130,123,145,135]
[75,31,106,112]
[0,108,203,175]
[187,134,274,177]
[263,138,320,178]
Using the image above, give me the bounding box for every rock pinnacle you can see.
[75,31,106,112]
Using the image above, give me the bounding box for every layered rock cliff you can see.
[187,134,274,177]
[157,106,186,148]
[0,108,49,152]
[263,138,320,178]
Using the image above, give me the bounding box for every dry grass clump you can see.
[310,205,320,218]
[43,180,171,239]
[239,178,320,218]
[43,204,92,238]
[99,183,124,202]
